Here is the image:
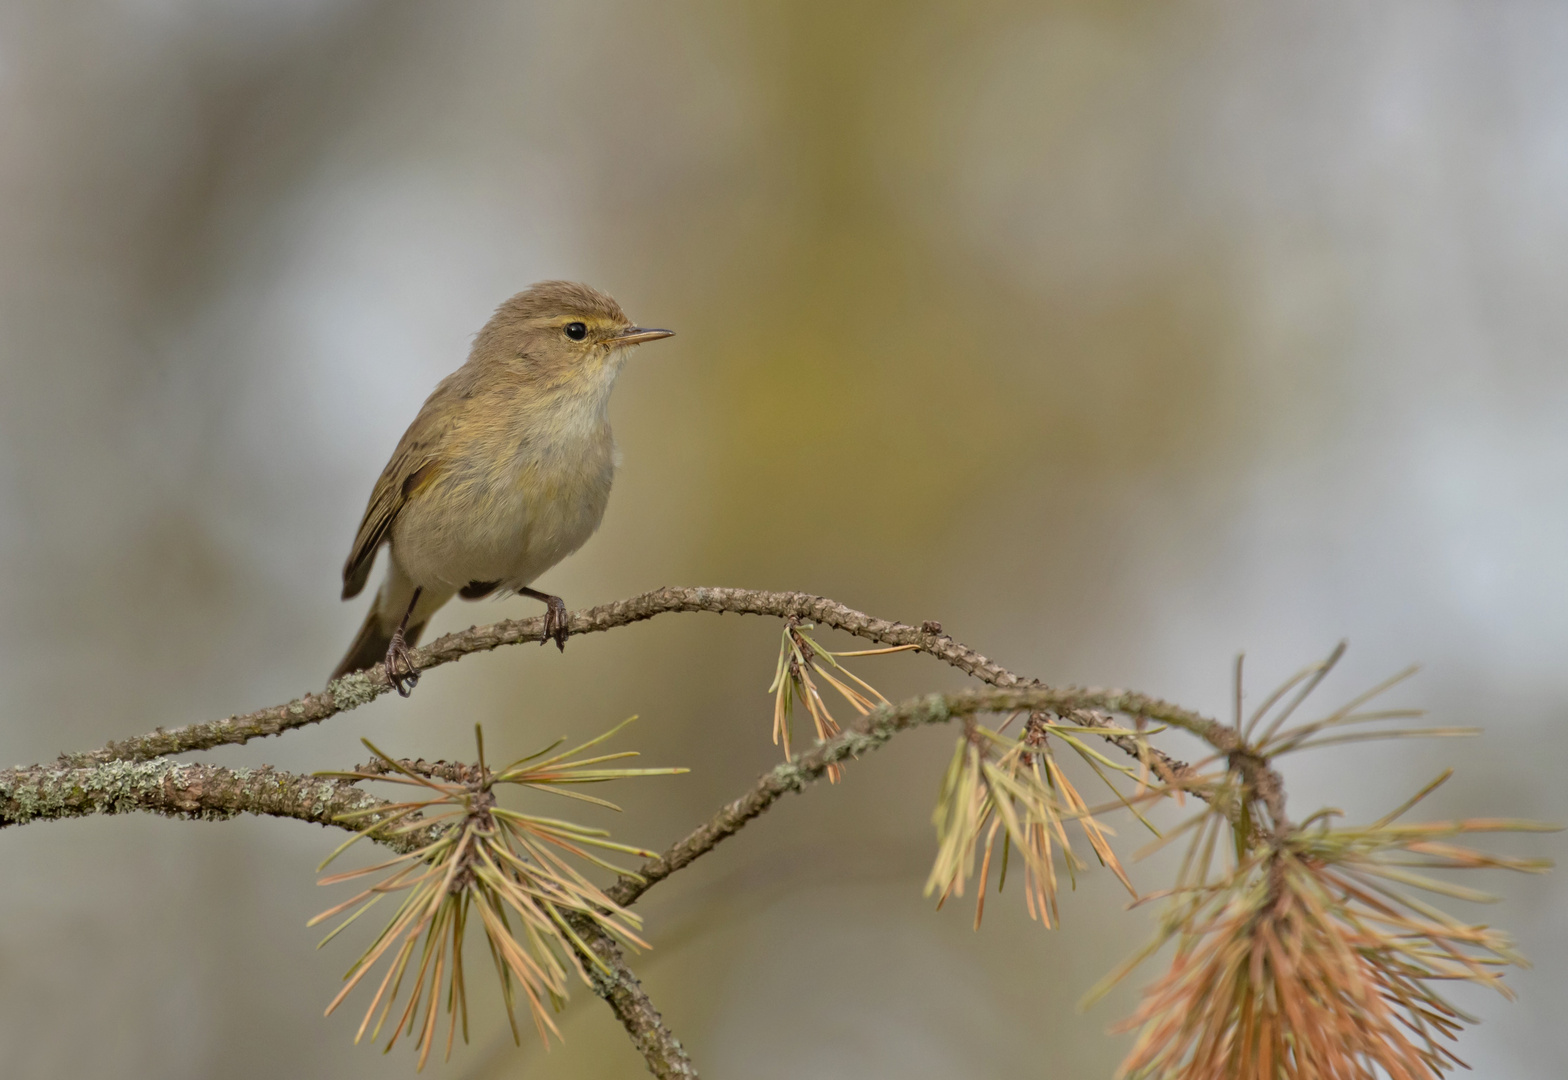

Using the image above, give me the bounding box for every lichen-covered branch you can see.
[605,692,956,906]
[12,675,1282,1080]
[28,588,1301,1080]
[0,759,391,832]
[60,588,984,765]
[57,675,387,768]
[58,588,1196,792]
[21,683,1224,883]
[608,684,1229,907]
[572,917,698,1079]
[0,757,696,1075]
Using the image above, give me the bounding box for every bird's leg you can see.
[386,586,423,697]
[520,586,569,651]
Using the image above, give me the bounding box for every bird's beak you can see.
[612,326,675,348]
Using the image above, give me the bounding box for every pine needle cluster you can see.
[312,722,684,1069]
[1080,647,1554,1079]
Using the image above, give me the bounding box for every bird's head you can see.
[471,281,673,392]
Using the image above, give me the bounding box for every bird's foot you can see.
[541,594,569,652]
[520,586,570,651]
[385,630,421,697]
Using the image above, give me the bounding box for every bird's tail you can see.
[330,595,429,683]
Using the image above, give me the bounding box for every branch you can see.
[572,917,698,1079]
[23,684,1219,861]
[28,679,1238,909]
[0,758,696,1074]
[0,758,390,832]
[58,588,1195,792]
[608,684,1227,907]
[17,676,1262,1079]
[57,675,387,768]
[33,588,1292,1079]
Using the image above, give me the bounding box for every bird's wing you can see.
[340,392,456,600]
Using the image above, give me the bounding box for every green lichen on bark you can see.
[4,759,183,823]
[325,670,382,711]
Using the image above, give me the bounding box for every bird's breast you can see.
[392,412,617,592]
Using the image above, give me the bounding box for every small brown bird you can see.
[332,281,673,694]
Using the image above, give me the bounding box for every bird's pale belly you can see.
[389,445,615,594]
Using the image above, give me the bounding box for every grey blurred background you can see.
[1,0,1565,1076]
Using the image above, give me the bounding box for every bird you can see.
[331,281,673,695]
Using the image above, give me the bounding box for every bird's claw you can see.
[385,631,421,697]
[541,595,569,652]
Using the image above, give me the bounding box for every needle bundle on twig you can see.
[926,712,1149,929]
[1086,648,1555,1080]
[311,722,685,1069]
[768,621,914,782]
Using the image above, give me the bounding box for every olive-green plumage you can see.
[332,281,673,689]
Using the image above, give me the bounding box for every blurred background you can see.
[1,0,1565,1076]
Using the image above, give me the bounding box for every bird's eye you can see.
[564,322,588,341]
